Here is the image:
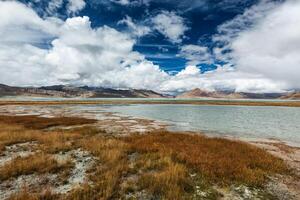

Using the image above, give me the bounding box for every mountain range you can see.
[176,88,300,100]
[0,84,167,98]
[0,84,299,99]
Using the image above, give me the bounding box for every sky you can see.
[0,0,299,93]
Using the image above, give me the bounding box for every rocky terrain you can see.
[0,84,167,98]
[177,88,300,99]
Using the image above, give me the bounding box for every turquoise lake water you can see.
[104,104,300,145]
[1,96,300,145]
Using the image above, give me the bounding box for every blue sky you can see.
[19,0,262,73]
[0,0,299,93]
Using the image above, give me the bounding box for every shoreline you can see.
[1,103,299,147]
[1,99,300,107]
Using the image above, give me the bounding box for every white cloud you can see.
[212,0,278,64]
[160,65,287,93]
[67,0,86,15]
[119,11,189,43]
[45,0,86,16]
[0,1,60,43]
[178,45,212,66]
[230,0,300,89]
[0,0,299,94]
[151,11,189,43]
[111,0,131,5]
[118,16,151,37]
[0,2,168,90]
[210,0,300,90]
[176,65,201,76]
[46,0,64,16]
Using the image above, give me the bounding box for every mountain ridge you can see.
[0,84,168,98]
[176,88,300,100]
[1,84,300,99]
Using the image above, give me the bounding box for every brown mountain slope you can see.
[176,88,246,99]
[280,92,300,100]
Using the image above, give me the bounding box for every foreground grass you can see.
[0,115,291,199]
[0,115,96,130]
[0,153,73,181]
[126,132,289,186]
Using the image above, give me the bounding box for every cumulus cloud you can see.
[168,0,300,93]
[212,0,278,63]
[151,11,189,43]
[0,0,299,94]
[160,65,287,93]
[67,0,86,15]
[178,45,212,66]
[0,1,168,89]
[230,0,300,89]
[0,1,60,43]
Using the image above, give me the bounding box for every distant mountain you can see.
[176,88,245,99]
[280,92,300,100]
[176,88,300,99]
[0,84,168,98]
[1,84,299,99]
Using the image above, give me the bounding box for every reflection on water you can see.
[105,104,300,145]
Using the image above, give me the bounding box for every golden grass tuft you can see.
[8,188,58,200]
[126,131,289,186]
[0,153,73,181]
[0,115,97,130]
[0,123,39,150]
[137,155,193,199]
[76,136,129,199]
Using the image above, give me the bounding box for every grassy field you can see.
[1,99,300,107]
[0,115,293,200]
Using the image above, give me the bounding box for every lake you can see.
[104,104,300,145]
[1,96,300,146]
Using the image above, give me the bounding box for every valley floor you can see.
[0,104,299,200]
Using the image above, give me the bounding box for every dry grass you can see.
[126,131,289,186]
[0,115,96,130]
[0,153,73,181]
[0,123,42,154]
[136,154,193,199]
[8,188,58,200]
[0,115,291,199]
[0,123,82,154]
[71,136,129,199]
